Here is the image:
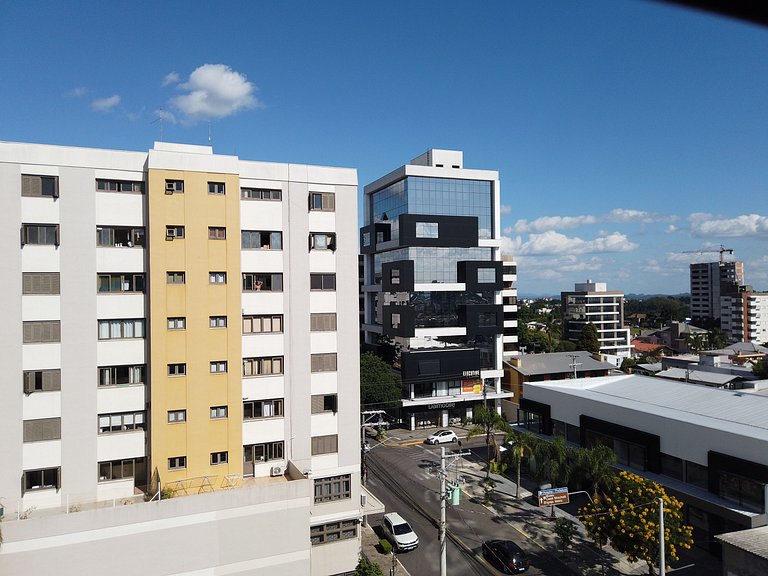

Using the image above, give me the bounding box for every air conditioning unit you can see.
[165,182,175,194]
[166,228,176,239]
[270,465,284,477]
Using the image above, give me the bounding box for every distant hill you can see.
[625,293,690,300]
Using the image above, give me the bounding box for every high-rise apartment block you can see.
[690,260,744,324]
[561,280,632,364]
[721,286,768,344]
[360,150,513,429]
[0,141,370,575]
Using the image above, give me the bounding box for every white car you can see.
[382,512,419,552]
[425,429,458,445]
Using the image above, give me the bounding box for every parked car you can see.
[382,512,419,552]
[482,539,530,573]
[425,429,458,445]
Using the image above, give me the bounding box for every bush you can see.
[379,538,393,555]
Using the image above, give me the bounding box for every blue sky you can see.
[2,0,766,296]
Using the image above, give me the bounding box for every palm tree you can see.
[506,431,537,499]
[577,444,617,500]
[467,405,512,480]
[533,436,573,516]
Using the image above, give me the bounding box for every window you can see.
[310,273,336,291]
[310,313,336,332]
[97,273,145,293]
[241,230,282,250]
[478,312,497,327]
[98,365,145,387]
[210,271,227,284]
[23,369,61,393]
[165,179,184,194]
[391,313,401,329]
[208,226,226,240]
[210,361,228,373]
[310,232,336,251]
[312,434,339,456]
[98,319,145,340]
[98,411,146,433]
[243,441,284,466]
[210,451,228,465]
[243,399,284,419]
[390,269,400,285]
[242,273,283,292]
[243,356,284,376]
[167,317,186,330]
[243,314,283,334]
[241,187,282,201]
[23,417,61,442]
[22,174,59,198]
[98,458,145,482]
[208,182,225,195]
[311,353,337,373]
[311,394,337,414]
[96,179,144,193]
[168,363,186,376]
[21,224,59,246]
[313,474,351,503]
[362,231,371,247]
[167,271,186,284]
[309,192,335,212]
[685,461,708,490]
[23,272,60,294]
[166,225,185,239]
[168,456,186,470]
[23,320,61,343]
[477,267,497,283]
[310,520,358,545]
[96,226,144,247]
[167,410,186,423]
[23,467,60,493]
[210,406,228,419]
[210,316,227,328]
[416,221,439,238]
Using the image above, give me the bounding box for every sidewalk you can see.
[361,522,413,576]
[368,425,668,575]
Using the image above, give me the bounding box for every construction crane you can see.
[682,244,734,263]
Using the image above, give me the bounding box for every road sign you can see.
[538,487,570,507]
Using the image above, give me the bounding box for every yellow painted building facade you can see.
[148,168,243,488]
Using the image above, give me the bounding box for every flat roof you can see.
[524,374,768,439]
[506,351,615,376]
[654,367,739,385]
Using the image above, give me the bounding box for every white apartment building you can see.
[0,141,376,576]
[561,280,632,364]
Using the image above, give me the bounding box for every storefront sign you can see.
[462,379,482,394]
[427,402,455,410]
[462,370,480,377]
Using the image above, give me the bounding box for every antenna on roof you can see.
[208,121,212,147]
[567,353,582,380]
[151,111,165,142]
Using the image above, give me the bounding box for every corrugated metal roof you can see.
[717,526,768,560]
[655,368,738,385]
[505,351,615,376]
[527,374,768,437]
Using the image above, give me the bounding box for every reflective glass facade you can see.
[371,176,493,240]
[374,247,493,284]
[410,291,494,328]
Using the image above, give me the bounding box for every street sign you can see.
[538,487,570,507]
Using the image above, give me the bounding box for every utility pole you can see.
[659,497,665,576]
[567,353,581,379]
[438,446,471,576]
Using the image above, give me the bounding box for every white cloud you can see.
[91,94,121,112]
[689,212,768,238]
[67,87,87,98]
[604,208,677,224]
[170,64,261,122]
[500,204,512,215]
[506,230,638,256]
[666,224,679,234]
[511,215,598,233]
[163,72,180,86]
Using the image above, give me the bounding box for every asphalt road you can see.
[366,436,575,576]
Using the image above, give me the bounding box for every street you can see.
[365,435,575,576]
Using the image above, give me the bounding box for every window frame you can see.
[309,232,336,251]
[96,179,144,194]
[98,364,145,387]
[241,230,283,250]
[242,273,283,292]
[168,456,187,470]
[168,363,187,376]
[208,226,227,240]
[243,398,284,420]
[313,473,351,503]
[167,317,186,330]
[309,192,335,212]
[97,318,145,340]
[23,272,60,294]
[165,179,184,194]
[167,271,186,285]
[23,369,62,394]
[209,271,227,284]
[310,313,337,332]
[97,273,145,293]
[22,174,59,198]
[311,353,338,373]
[167,409,187,423]
[96,226,144,247]
[209,315,227,328]
[241,187,282,201]
[210,406,228,419]
[23,467,60,493]
[310,273,336,291]
[242,314,283,334]
[210,360,228,374]
[98,411,146,434]
[208,181,225,195]
[21,223,59,246]
[242,356,284,377]
[210,451,228,465]
[165,225,185,240]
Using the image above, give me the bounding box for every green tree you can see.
[685,332,709,353]
[576,444,617,500]
[576,323,600,354]
[506,431,538,499]
[467,405,512,480]
[554,517,578,556]
[360,352,401,408]
[556,339,577,352]
[579,471,694,575]
[354,555,385,576]
[754,360,768,379]
[533,436,573,516]
[621,358,638,373]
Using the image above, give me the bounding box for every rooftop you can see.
[717,526,768,560]
[506,351,615,376]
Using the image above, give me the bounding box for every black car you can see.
[482,539,530,574]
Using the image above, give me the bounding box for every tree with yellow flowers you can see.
[578,470,694,575]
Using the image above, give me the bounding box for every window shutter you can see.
[21,175,41,197]
[43,370,61,391]
[323,193,335,211]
